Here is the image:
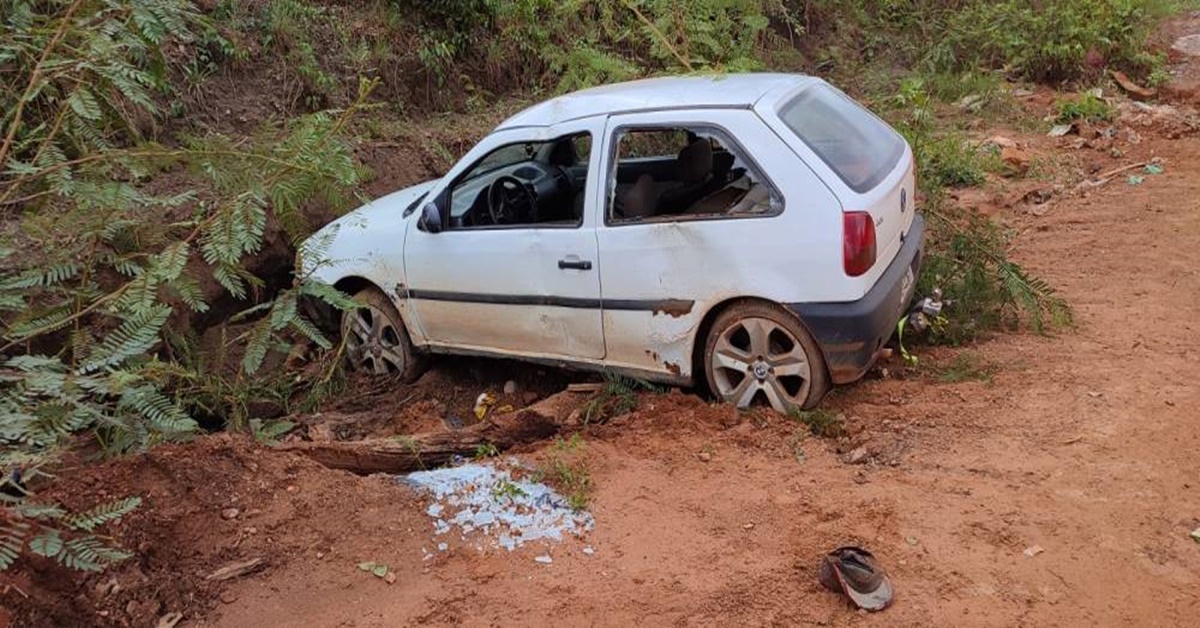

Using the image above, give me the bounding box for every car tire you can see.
[703,301,830,413]
[341,287,426,382]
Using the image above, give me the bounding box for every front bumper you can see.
[788,214,925,384]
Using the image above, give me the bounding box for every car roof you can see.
[496,73,817,130]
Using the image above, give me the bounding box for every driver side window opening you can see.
[607,126,782,224]
[445,132,592,230]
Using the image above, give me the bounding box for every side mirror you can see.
[419,201,443,234]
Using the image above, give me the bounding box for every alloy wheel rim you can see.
[711,317,812,412]
[343,305,406,375]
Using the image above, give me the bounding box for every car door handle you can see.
[558,258,593,271]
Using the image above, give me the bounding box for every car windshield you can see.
[777,84,905,193]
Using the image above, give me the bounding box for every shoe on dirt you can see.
[817,546,894,611]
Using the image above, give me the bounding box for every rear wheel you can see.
[703,302,830,413]
[342,287,426,382]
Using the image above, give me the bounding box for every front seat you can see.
[657,139,714,214]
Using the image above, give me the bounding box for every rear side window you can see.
[777,85,905,193]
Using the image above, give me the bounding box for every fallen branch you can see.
[1075,162,1148,191]
[279,408,561,474]
[205,557,266,582]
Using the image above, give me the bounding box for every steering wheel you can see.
[487,175,538,225]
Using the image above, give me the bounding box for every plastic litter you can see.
[403,460,594,552]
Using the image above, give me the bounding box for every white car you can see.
[304,73,923,412]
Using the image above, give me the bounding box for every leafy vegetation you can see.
[1055,92,1117,123]
[536,435,593,511]
[1,0,367,572]
[581,372,659,424]
[0,496,141,573]
[790,408,846,438]
[883,74,1073,344]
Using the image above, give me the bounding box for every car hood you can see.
[300,178,440,273]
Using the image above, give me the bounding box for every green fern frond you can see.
[300,280,357,310]
[28,530,63,559]
[66,87,103,122]
[242,318,274,375]
[0,523,28,571]
[152,242,190,282]
[114,272,161,313]
[167,275,209,313]
[290,314,331,350]
[1,263,81,290]
[118,385,196,440]
[65,496,142,532]
[79,305,170,374]
[7,304,75,340]
[12,503,67,520]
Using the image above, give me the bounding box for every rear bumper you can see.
[788,214,925,384]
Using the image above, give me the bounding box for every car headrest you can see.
[677,139,713,185]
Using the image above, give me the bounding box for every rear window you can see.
[777,84,905,193]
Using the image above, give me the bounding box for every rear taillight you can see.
[843,211,877,277]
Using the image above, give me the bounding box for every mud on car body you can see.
[302,73,923,412]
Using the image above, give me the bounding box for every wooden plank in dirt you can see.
[278,408,560,474]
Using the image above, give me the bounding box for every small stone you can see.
[316,551,325,559]
[846,447,869,465]
[1000,146,1030,176]
[245,527,257,535]
[1172,33,1200,57]
[742,523,755,530]
[905,536,919,546]
[221,508,239,521]
[286,485,298,493]
[384,572,397,585]
[522,391,539,405]
[1023,545,1045,557]
[582,546,595,556]
[503,380,517,395]
[697,452,712,462]
[984,135,1018,149]
[156,612,183,628]
[219,590,239,604]
[437,542,448,552]
[534,555,553,564]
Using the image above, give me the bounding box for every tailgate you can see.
[864,151,916,257]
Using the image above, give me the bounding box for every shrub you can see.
[1055,92,1116,123]
[930,0,1169,82]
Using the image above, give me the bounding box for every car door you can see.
[402,120,606,360]
[594,109,841,379]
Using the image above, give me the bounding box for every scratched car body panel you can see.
[304,73,925,411]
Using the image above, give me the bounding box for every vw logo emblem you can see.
[900,188,908,213]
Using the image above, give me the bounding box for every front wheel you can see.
[341,287,426,382]
[703,302,830,413]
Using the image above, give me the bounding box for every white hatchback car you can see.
[304,73,923,412]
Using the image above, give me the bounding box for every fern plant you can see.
[1,1,370,573]
[918,201,1072,343]
[0,496,141,573]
